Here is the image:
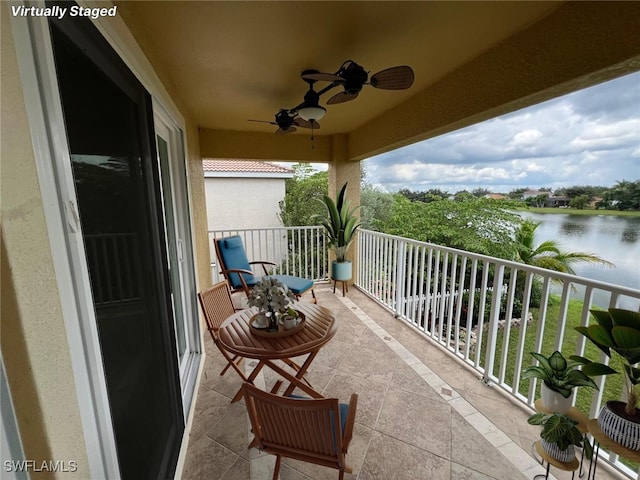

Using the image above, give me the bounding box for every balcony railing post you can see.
[395,239,407,317]
[483,264,505,384]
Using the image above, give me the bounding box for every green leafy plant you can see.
[521,350,602,398]
[316,182,361,262]
[572,308,640,416]
[528,412,591,457]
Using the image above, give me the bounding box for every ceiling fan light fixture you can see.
[298,105,326,121]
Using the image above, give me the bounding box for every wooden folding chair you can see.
[197,281,257,380]
[213,235,317,303]
[242,382,358,480]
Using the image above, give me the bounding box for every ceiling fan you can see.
[249,108,319,135]
[302,60,415,104]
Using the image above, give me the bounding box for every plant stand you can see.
[533,441,579,479]
[534,399,589,477]
[534,398,589,478]
[586,419,640,480]
[332,279,348,297]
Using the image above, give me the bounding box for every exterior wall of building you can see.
[205,177,285,232]
[1,4,90,476]
[1,3,211,477]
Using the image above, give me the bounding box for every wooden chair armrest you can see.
[221,268,255,295]
[249,260,277,275]
[342,393,358,452]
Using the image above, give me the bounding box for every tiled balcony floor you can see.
[182,284,623,480]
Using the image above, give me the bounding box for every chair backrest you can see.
[197,281,236,340]
[242,382,357,472]
[214,235,256,290]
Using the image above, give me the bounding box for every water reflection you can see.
[518,212,640,295]
[560,217,588,236]
[622,224,639,243]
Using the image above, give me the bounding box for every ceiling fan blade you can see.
[293,118,320,130]
[302,72,343,83]
[249,119,276,125]
[276,126,297,135]
[370,66,415,90]
[327,91,358,105]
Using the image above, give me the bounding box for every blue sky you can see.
[363,71,640,194]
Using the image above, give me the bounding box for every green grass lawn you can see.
[489,296,625,413]
[516,207,640,217]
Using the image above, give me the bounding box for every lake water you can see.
[517,211,640,309]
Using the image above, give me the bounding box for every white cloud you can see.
[365,71,640,193]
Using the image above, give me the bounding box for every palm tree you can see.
[514,220,614,274]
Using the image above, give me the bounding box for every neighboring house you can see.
[203,159,293,232]
[545,195,570,208]
[203,159,294,277]
[484,193,507,200]
[522,189,550,199]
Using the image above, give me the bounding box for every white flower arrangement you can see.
[247,278,296,314]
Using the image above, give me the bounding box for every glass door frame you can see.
[153,104,202,418]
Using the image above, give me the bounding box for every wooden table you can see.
[217,303,338,402]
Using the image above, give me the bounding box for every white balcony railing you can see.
[357,228,640,478]
[207,226,640,478]
[209,227,329,284]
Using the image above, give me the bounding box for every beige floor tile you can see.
[377,388,452,459]
[358,431,450,480]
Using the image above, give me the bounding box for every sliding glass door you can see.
[48,8,184,479]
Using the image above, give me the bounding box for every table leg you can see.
[258,351,323,399]
[282,350,321,397]
[230,361,266,403]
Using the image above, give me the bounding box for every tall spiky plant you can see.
[317,182,361,262]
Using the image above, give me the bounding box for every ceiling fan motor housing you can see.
[275,110,294,128]
[342,62,368,94]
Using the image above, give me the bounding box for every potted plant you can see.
[521,350,603,414]
[528,412,592,463]
[317,182,361,282]
[572,308,640,450]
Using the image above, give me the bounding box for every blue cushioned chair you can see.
[213,235,316,303]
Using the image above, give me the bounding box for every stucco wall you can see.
[1,4,90,477]
[205,177,285,232]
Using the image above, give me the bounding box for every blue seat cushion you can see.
[269,275,313,295]
[218,236,256,289]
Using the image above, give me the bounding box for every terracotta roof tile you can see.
[202,159,293,174]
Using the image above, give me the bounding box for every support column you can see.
[327,134,362,285]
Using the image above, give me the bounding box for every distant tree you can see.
[556,185,596,200]
[603,180,640,211]
[508,188,527,200]
[360,183,393,231]
[279,164,327,226]
[425,188,449,202]
[472,187,491,197]
[525,194,548,208]
[453,190,473,202]
[569,194,589,210]
[379,195,522,259]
